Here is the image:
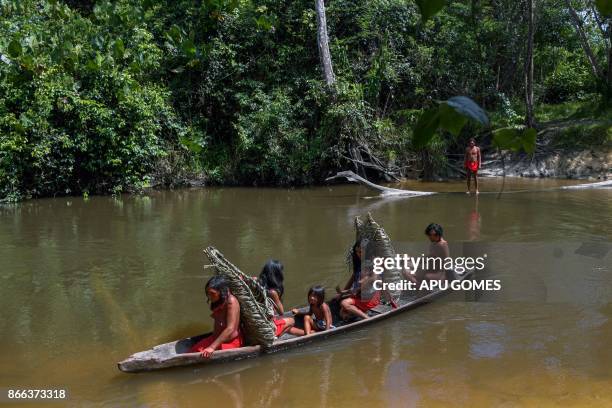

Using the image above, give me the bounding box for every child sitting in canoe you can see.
[291,286,333,335]
[336,240,380,320]
[258,260,295,337]
[189,276,244,358]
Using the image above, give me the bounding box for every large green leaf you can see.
[493,127,537,154]
[413,108,440,148]
[446,96,490,125]
[181,39,196,58]
[438,102,468,136]
[180,135,205,153]
[8,40,22,58]
[415,0,446,22]
[595,0,612,16]
[521,128,537,154]
[492,128,522,150]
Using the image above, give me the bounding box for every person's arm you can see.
[464,147,469,164]
[202,298,240,357]
[441,241,450,258]
[359,269,378,285]
[322,303,333,330]
[268,289,284,314]
[343,275,354,291]
[477,147,482,169]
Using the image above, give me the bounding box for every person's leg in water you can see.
[466,170,472,194]
[474,171,479,194]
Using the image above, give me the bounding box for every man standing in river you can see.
[464,138,481,194]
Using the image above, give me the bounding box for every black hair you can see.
[308,285,326,306]
[351,239,362,276]
[259,259,285,298]
[205,275,229,310]
[468,137,476,143]
[424,223,444,237]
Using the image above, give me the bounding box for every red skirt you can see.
[351,291,381,312]
[465,161,478,173]
[273,318,286,336]
[189,332,244,353]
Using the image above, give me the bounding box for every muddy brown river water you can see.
[1,178,610,407]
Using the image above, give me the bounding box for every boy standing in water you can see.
[464,138,481,194]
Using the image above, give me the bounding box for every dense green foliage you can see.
[1,0,610,200]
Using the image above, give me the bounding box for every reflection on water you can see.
[0,181,611,406]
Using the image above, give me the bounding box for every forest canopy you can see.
[1,0,610,200]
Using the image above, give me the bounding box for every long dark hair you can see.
[351,240,362,277]
[424,223,444,237]
[205,275,229,310]
[259,259,285,298]
[308,285,326,307]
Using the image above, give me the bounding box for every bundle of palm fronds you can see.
[348,213,402,303]
[204,246,276,347]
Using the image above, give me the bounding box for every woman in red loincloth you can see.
[189,276,244,358]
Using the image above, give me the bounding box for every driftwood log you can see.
[326,170,436,196]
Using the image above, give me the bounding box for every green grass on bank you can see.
[487,97,611,150]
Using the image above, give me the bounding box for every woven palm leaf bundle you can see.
[204,246,276,347]
[350,213,402,302]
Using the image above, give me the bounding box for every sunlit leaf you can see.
[180,135,204,153]
[181,39,196,58]
[255,15,272,30]
[413,107,440,148]
[415,0,446,22]
[446,96,489,125]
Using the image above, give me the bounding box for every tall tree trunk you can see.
[524,0,535,127]
[565,0,605,81]
[315,0,335,87]
[608,22,612,89]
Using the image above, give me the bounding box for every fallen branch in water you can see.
[325,170,435,196]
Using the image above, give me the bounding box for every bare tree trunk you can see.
[315,0,335,87]
[565,0,605,81]
[524,0,535,127]
[608,23,612,88]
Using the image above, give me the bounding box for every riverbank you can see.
[479,148,610,180]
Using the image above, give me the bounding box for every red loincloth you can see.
[465,160,479,174]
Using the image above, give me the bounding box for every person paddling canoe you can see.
[464,137,481,194]
[189,276,244,358]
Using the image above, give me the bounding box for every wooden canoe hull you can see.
[118,271,473,373]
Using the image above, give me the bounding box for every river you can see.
[1,178,610,407]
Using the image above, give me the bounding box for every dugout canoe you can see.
[118,270,474,373]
